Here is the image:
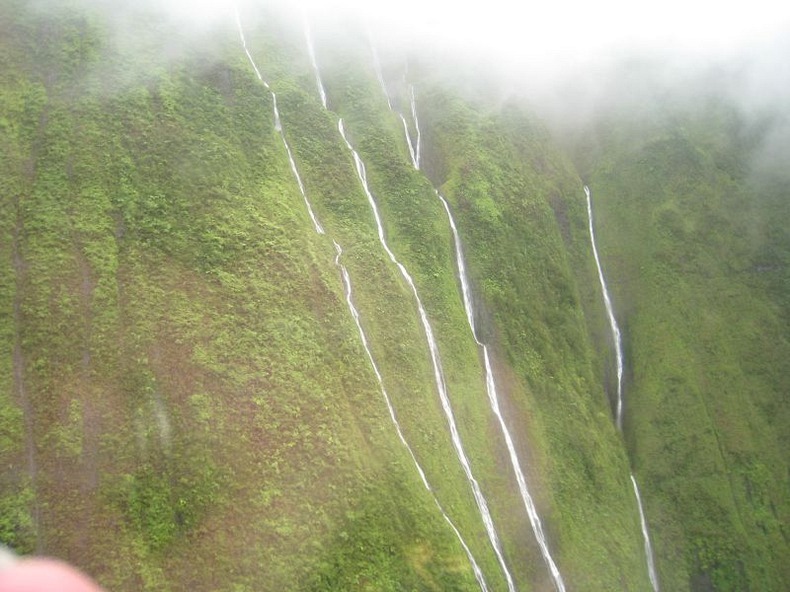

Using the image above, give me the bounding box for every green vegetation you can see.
[1,2,786,591]
[248,14,511,588]
[0,2,479,589]
[418,87,652,589]
[583,95,790,590]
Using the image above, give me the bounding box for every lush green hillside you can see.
[1,1,787,591]
[580,90,790,590]
[0,2,481,589]
[415,85,652,590]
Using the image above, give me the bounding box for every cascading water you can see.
[333,240,489,592]
[370,41,393,111]
[409,85,421,169]
[337,118,516,592]
[585,185,660,591]
[631,475,660,591]
[584,186,623,429]
[304,26,516,590]
[236,10,323,236]
[401,109,418,170]
[303,18,327,109]
[437,193,567,592]
[397,75,566,591]
[234,10,489,589]
[370,51,420,170]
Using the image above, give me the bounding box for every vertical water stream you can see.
[235,10,489,590]
[437,193,567,592]
[584,187,623,429]
[336,117,516,592]
[409,85,421,169]
[384,64,567,590]
[333,240,489,591]
[585,186,660,591]
[304,24,516,591]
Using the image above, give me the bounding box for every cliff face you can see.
[1,2,787,591]
[583,96,790,591]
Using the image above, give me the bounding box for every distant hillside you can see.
[580,92,790,590]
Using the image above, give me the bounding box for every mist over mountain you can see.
[1,0,787,591]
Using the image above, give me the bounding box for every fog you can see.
[134,0,788,65]
[23,0,790,175]
[30,0,788,98]
[131,0,790,59]
[56,0,789,65]
[303,0,789,67]
[133,0,788,117]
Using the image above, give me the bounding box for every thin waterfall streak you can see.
[234,8,267,87]
[235,13,323,235]
[441,509,491,592]
[370,40,393,110]
[333,240,425,488]
[282,133,324,234]
[584,186,623,429]
[369,43,419,169]
[409,85,421,169]
[271,92,282,131]
[631,475,660,591]
[400,114,418,169]
[338,120,399,263]
[439,189,567,591]
[483,348,567,592]
[305,24,510,588]
[410,83,563,589]
[237,11,487,587]
[437,194,477,341]
[585,186,659,591]
[338,116,516,592]
[303,20,327,108]
[333,240,489,592]
[273,91,323,234]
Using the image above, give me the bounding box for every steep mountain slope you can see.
[0,2,484,589]
[414,86,652,589]
[1,1,787,591]
[578,87,790,590]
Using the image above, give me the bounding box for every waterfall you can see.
[235,9,323,235]
[337,118,516,592]
[401,111,419,169]
[584,186,623,428]
[235,9,489,589]
[585,185,660,591]
[333,240,490,592]
[370,41,393,111]
[306,27,516,587]
[375,61,566,589]
[395,84,422,170]
[437,193,567,592]
[409,85,421,169]
[303,18,327,109]
[369,48,420,170]
[631,475,660,591]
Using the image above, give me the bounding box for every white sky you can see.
[295,0,790,60]
[169,1,790,50]
[156,0,790,85]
